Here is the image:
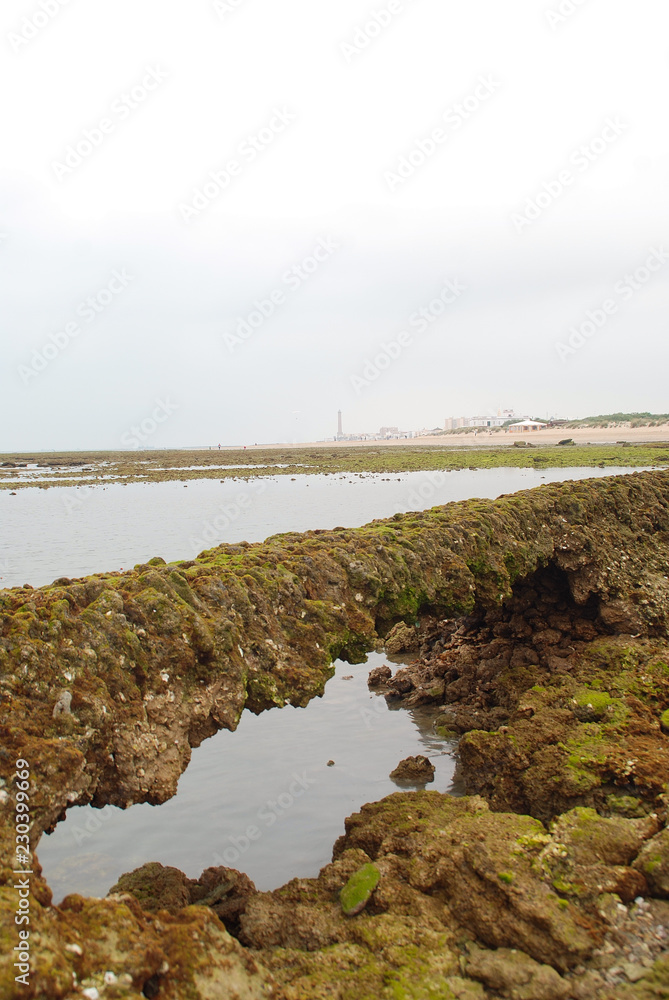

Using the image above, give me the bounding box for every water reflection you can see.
[38,653,456,900]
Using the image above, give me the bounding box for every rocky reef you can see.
[2,442,668,490]
[1,470,668,997]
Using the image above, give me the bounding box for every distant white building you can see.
[445,415,507,429]
[467,415,508,428]
[445,409,515,430]
[508,420,547,433]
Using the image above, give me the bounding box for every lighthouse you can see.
[337,410,343,438]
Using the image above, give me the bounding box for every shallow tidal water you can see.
[0,465,647,590]
[38,653,457,901]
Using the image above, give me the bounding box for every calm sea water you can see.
[0,466,646,590]
[38,653,458,900]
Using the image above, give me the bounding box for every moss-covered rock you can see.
[0,887,276,1000]
[385,621,420,655]
[458,635,669,822]
[633,828,669,897]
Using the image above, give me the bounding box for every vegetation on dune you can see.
[565,412,669,428]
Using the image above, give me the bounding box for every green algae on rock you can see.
[340,863,381,916]
[456,634,669,822]
[376,558,669,824]
[329,793,595,973]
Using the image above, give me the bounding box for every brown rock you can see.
[385,621,420,655]
[633,828,669,898]
[367,664,392,687]
[108,861,191,914]
[466,944,571,999]
[389,755,436,783]
[190,865,257,936]
[550,808,659,867]
[598,599,645,634]
[533,629,563,648]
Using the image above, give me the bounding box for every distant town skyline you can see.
[333,407,564,442]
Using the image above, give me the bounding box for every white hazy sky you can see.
[1,0,667,449]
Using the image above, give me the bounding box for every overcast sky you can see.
[1,0,667,450]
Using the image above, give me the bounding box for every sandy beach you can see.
[245,424,669,451]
